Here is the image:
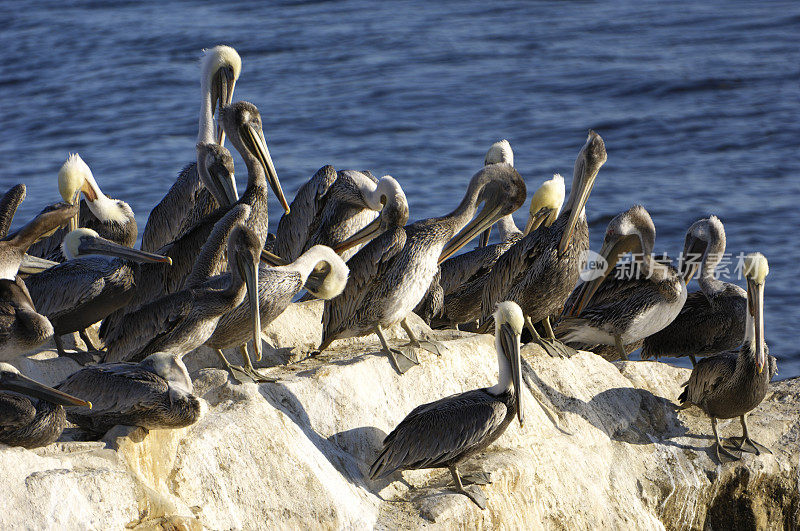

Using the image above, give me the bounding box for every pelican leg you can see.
[689,355,698,367]
[239,344,277,383]
[541,317,579,357]
[78,329,97,351]
[399,318,445,357]
[449,466,487,510]
[216,346,276,384]
[614,335,629,361]
[56,334,100,365]
[711,417,741,463]
[54,335,67,357]
[524,316,561,358]
[375,325,418,374]
[725,415,771,455]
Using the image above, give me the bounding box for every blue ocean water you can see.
[2,1,798,375]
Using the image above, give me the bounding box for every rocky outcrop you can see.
[2,300,798,529]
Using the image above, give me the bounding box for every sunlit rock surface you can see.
[1,300,798,529]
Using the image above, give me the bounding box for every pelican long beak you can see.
[243,258,262,362]
[19,254,59,274]
[682,263,699,285]
[558,178,594,256]
[244,123,290,214]
[334,216,384,254]
[525,207,557,236]
[69,189,81,232]
[0,372,91,408]
[573,234,640,314]
[215,70,237,146]
[479,227,491,247]
[499,323,524,426]
[208,165,238,208]
[78,236,172,264]
[260,249,289,266]
[439,203,504,264]
[747,277,766,374]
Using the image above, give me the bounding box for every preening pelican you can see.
[557,205,687,360]
[56,352,201,437]
[26,154,137,262]
[270,168,405,263]
[142,45,241,252]
[0,363,90,448]
[25,229,171,358]
[641,216,746,365]
[103,209,261,364]
[678,253,777,462]
[369,301,525,509]
[479,132,606,356]
[320,163,526,373]
[205,245,349,382]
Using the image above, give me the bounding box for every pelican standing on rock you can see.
[57,352,201,437]
[142,45,241,252]
[641,216,746,365]
[369,301,525,509]
[678,252,776,462]
[24,229,172,358]
[103,209,262,364]
[26,154,137,262]
[557,205,687,360]
[0,363,90,448]
[320,163,526,373]
[479,131,607,356]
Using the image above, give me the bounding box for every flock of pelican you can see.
[0,45,778,509]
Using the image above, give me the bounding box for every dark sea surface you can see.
[2,1,799,376]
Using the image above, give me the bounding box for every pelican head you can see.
[58,154,96,231]
[485,139,514,167]
[228,224,264,362]
[558,131,607,255]
[333,177,409,254]
[439,163,527,264]
[493,301,524,426]
[197,143,238,208]
[743,252,768,374]
[0,362,90,407]
[140,352,194,396]
[294,245,350,299]
[524,174,565,235]
[1,201,77,277]
[221,102,290,214]
[62,227,172,264]
[680,215,725,283]
[574,205,655,314]
[202,45,241,145]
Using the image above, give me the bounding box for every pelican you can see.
[678,253,777,462]
[205,245,349,382]
[0,363,90,448]
[641,216,746,365]
[556,205,687,360]
[320,163,526,373]
[103,209,262,364]
[26,154,137,262]
[24,229,172,357]
[269,167,406,263]
[142,45,241,252]
[479,131,606,356]
[56,352,201,437]
[369,301,524,509]
[0,184,54,274]
[430,174,565,329]
[0,201,77,361]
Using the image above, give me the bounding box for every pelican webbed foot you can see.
[399,318,445,357]
[525,316,572,358]
[375,325,419,374]
[460,471,492,486]
[449,466,488,510]
[724,415,771,455]
[215,348,278,384]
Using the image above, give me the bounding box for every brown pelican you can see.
[431,174,565,329]
[56,352,201,437]
[24,229,172,358]
[556,205,687,360]
[369,301,524,509]
[269,167,406,263]
[678,253,776,462]
[0,201,77,361]
[103,209,261,364]
[205,245,349,382]
[479,132,606,356]
[320,163,526,373]
[142,45,241,252]
[0,363,90,448]
[641,216,745,365]
[26,154,137,262]
[0,184,54,274]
